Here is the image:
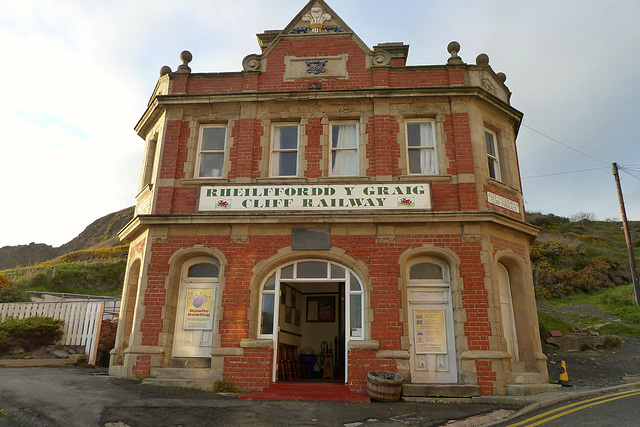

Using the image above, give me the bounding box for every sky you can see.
[1,0,639,248]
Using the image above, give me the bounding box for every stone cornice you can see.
[134,85,522,138]
[118,210,538,243]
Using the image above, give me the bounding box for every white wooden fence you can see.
[0,301,104,365]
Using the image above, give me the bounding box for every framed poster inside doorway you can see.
[306,296,335,322]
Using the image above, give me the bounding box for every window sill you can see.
[256,177,308,184]
[318,176,370,183]
[486,178,520,195]
[398,174,452,183]
[181,178,230,186]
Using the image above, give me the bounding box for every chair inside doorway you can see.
[278,343,303,380]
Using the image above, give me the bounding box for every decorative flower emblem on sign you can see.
[302,6,332,32]
[306,60,328,75]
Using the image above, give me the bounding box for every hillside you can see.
[527,212,640,299]
[0,206,134,270]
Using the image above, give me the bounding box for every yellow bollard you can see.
[558,360,572,386]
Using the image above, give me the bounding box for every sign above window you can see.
[198,183,431,212]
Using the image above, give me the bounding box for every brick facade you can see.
[110,0,548,397]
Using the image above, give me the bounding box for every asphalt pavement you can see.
[0,366,638,427]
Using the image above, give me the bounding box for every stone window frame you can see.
[269,122,301,178]
[194,124,229,179]
[328,121,361,177]
[404,118,440,176]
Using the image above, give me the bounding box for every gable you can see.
[247,0,375,72]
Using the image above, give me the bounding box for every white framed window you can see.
[406,120,438,174]
[330,122,359,176]
[485,129,501,181]
[271,124,299,177]
[196,125,227,178]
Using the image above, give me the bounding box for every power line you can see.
[522,166,609,179]
[521,123,609,166]
[619,166,640,182]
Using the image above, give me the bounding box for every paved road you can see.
[495,386,640,426]
[0,367,518,427]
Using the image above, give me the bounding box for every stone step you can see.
[507,371,547,384]
[507,383,562,396]
[401,384,481,398]
[510,361,526,372]
[149,367,222,380]
[142,378,218,391]
[168,357,211,369]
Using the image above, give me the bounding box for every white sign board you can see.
[487,191,520,213]
[199,184,431,212]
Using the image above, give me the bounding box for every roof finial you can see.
[476,53,490,66]
[175,51,192,74]
[447,41,464,65]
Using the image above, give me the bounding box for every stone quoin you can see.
[109,0,551,397]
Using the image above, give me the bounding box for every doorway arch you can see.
[258,259,365,383]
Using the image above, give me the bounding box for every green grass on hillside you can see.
[1,246,129,299]
[539,284,640,338]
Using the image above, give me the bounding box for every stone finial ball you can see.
[447,41,461,54]
[476,53,490,66]
[496,72,507,83]
[160,66,172,76]
[180,50,193,64]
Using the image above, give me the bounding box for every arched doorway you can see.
[258,259,365,383]
[114,259,141,366]
[406,258,457,383]
[172,257,220,358]
[497,262,519,361]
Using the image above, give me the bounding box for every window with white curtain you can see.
[406,121,438,175]
[330,123,359,176]
[197,126,227,178]
[485,129,501,181]
[271,124,299,177]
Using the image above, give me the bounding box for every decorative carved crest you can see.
[292,5,342,34]
[306,60,328,74]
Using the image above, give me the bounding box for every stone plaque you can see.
[292,228,330,250]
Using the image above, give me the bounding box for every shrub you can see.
[0,287,29,303]
[0,274,13,289]
[0,317,64,354]
[0,274,29,303]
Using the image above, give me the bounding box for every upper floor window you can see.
[330,122,359,176]
[271,124,299,177]
[485,129,501,181]
[406,121,438,174]
[197,126,227,178]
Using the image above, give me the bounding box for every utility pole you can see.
[612,162,640,306]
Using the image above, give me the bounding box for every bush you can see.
[0,317,64,354]
[0,287,29,303]
[0,274,29,303]
[0,274,13,289]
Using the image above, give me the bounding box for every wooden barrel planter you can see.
[366,370,403,402]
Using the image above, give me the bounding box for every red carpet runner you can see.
[238,382,371,402]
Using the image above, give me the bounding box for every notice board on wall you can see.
[413,309,447,354]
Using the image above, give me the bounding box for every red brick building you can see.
[110,0,552,397]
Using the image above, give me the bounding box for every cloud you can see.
[1,0,639,247]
